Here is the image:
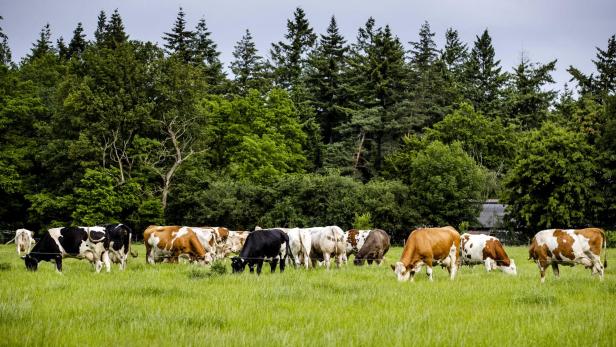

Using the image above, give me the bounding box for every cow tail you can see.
[5,235,16,244]
[602,230,608,269]
[285,237,294,268]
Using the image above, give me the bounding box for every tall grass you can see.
[0,244,613,346]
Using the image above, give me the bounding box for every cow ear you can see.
[390,264,395,271]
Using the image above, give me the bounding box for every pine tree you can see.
[407,21,451,128]
[0,16,12,66]
[442,28,467,74]
[270,7,317,90]
[192,17,225,87]
[56,36,68,60]
[230,29,268,94]
[104,9,128,49]
[306,16,349,144]
[506,54,557,129]
[464,29,508,116]
[28,23,53,60]
[409,21,438,68]
[94,11,106,45]
[67,22,87,59]
[594,34,616,96]
[163,7,195,62]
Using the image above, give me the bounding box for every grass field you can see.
[0,244,614,347]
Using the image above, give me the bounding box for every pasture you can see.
[0,244,614,347]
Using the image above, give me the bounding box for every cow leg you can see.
[551,263,560,278]
[102,251,111,273]
[425,258,434,281]
[537,260,548,283]
[256,260,264,275]
[323,253,331,270]
[484,258,493,272]
[248,262,255,273]
[270,257,279,273]
[55,256,63,273]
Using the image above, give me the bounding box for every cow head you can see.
[23,254,39,271]
[231,256,245,273]
[391,261,411,282]
[500,259,517,275]
[354,257,366,266]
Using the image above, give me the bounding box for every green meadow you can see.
[0,244,614,347]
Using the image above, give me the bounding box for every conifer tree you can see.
[94,11,106,45]
[464,29,508,116]
[104,9,128,49]
[192,17,225,87]
[506,55,557,129]
[594,34,616,96]
[409,21,438,68]
[306,16,349,144]
[163,7,195,62]
[56,36,68,60]
[230,29,268,94]
[270,7,317,90]
[68,22,87,59]
[442,28,467,72]
[0,16,12,66]
[28,23,53,60]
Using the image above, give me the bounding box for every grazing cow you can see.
[279,228,312,269]
[231,229,292,275]
[103,224,136,270]
[529,228,607,283]
[189,227,220,261]
[225,230,249,256]
[344,229,370,262]
[23,227,110,272]
[7,229,35,255]
[460,233,516,275]
[354,229,390,266]
[144,226,209,265]
[391,226,461,282]
[309,226,346,270]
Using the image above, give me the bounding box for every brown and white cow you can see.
[391,226,460,282]
[354,229,390,266]
[144,226,210,265]
[529,228,607,283]
[344,229,370,263]
[461,233,516,275]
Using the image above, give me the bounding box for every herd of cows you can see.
[6,224,608,282]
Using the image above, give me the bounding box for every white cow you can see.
[309,226,346,269]
[279,228,312,269]
[7,228,35,255]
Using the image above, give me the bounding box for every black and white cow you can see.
[24,227,110,272]
[231,229,293,275]
[103,224,136,269]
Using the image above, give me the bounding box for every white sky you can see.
[1,0,615,91]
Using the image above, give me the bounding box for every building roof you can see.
[477,200,506,228]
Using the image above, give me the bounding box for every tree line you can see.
[0,8,614,242]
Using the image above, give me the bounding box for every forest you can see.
[0,8,615,242]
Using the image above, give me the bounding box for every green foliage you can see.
[386,139,486,227]
[502,122,599,232]
[353,212,372,230]
[425,102,517,172]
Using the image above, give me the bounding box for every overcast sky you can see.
[2,0,615,91]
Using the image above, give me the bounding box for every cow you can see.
[460,233,516,275]
[23,227,110,273]
[189,227,220,261]
[279,228,312,269]
[344,229,370,263]
[231,228,292,275]
[529,228,607,283]
[391,226,461,282]
[309,226,346,270]
[144,226,210,265]
[354,229,390,266]
[6,228,35,255]
[103,224,136,270]
[225,230,249,256]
